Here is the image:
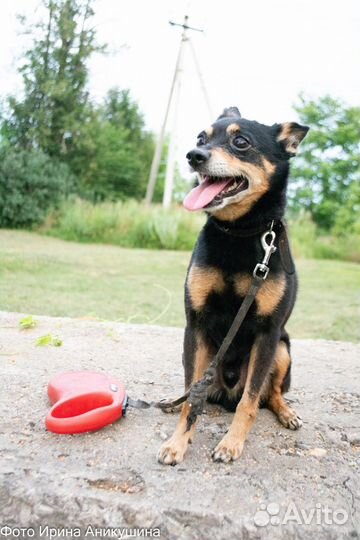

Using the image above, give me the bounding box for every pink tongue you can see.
[183,177,233,211]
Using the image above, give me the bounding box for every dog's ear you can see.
[217,107,241,120]
[273,122,309,157]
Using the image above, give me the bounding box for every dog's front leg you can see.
[157,330,210,465]
[212,331,279,463]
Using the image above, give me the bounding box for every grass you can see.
[41,199,360,262]
[0,229,359,342]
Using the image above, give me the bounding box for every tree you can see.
[289,95,360,230]
[0,1,161,205]
[2,0,103,166]
[74,89,156,201]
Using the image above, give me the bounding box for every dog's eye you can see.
[232,136,250,150]
[197,133,207,146]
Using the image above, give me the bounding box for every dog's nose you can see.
[186,148,210,168]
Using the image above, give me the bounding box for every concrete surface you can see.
[0,311,359,540]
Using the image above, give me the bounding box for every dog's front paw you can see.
[278,408,303,430]
[212,435,244,463]
[157,437,187,466]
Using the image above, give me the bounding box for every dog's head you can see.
[184,107,309,221]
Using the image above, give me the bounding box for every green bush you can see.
[43,198,205,250]
[290,215,360,263]
[0,148,73,228]
[332,180,360,236]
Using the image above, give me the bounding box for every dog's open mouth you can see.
[183,174,249,211]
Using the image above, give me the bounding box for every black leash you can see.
[128,219,281,414]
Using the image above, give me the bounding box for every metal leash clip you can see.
[253,222,277,280]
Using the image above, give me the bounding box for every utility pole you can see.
[144,15,209,207]
[162,72,182,208]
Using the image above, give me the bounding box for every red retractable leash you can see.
[46,371,150,434]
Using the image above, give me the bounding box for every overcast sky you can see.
[1,0,359,175]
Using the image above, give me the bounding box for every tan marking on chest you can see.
[234,273,286,316]
[187,265,225,311]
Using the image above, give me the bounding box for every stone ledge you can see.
[0,312,359,539]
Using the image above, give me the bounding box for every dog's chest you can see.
[186,265,247,311]
[186,262,286,318]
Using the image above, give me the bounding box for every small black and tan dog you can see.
[158,107,309,465]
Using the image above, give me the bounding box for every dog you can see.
[158,107,309,465]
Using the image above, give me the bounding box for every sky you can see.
[1,0,359,177]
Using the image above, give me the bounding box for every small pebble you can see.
[308,448,327,457]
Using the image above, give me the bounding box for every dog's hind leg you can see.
[266,335,302,430]
[157,330,210,465]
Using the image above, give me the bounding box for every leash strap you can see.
[209,277,263,370]
[126,392,189,410]
[278,221,295,274]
